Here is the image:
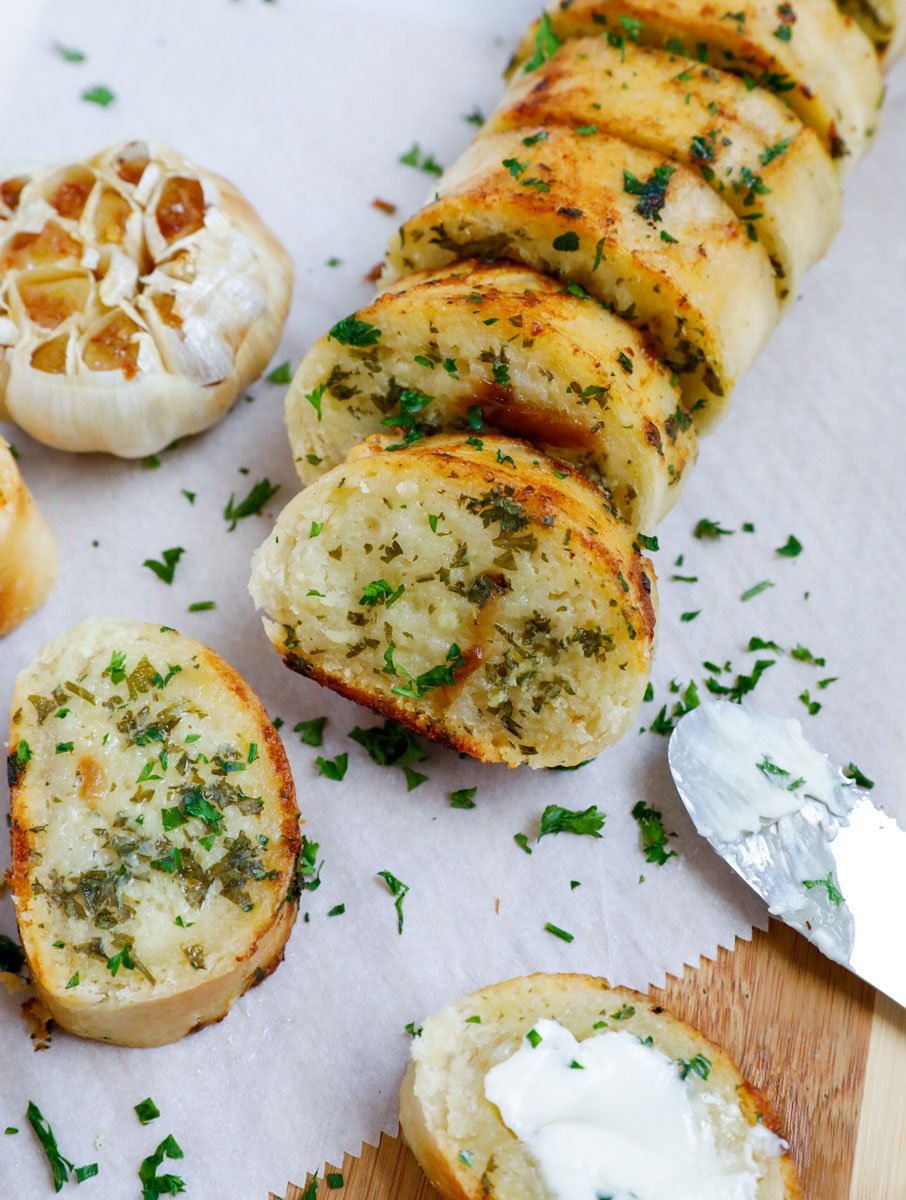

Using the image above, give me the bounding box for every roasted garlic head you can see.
[0,140,292,457]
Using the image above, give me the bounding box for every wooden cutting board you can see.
[273,920,906,1200]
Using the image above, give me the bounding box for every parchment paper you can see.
[1,1,904,1196]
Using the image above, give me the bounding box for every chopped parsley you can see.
[523,12,561,72]
[54,43,86,62]
[623,164,675,223]
[359,579,405,607]
[224,478,280,530]
[680,610,700,623]
[348,721,427,788]
[756,756,805,791]
[748,636,783,652]
[844,763,874,790]
[503,156,528,180]
[316,753,348,781]
[134,1098,160,1126]
[378,870,410,934]
[677,1053,711,1081]
[327,315,382,347]
[694,518,734,540]
[81,85,115,107]
[138,1133,185,1199]
[143,546,184,585]
[791,645,825,666]
[305,382,326,421]
[389,644,465,700]
[187,601,215,612]
[450,787,477,809]
[544,921,574,943]
[631,801,677,865]
[327,904,346,918]
[27,1101,98,1192]
[265,361,292,384]
[526,1028,543,1048]
[538,804,605,840]
[294,716,327,747]
[552,231,580,252]
[776,534,803,557]
[799,690,821,716]
[741,580,774,601]
[399,143,443,176]
[514,833,533,855]
[803,872,844,906]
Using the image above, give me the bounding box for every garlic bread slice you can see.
[0,140,292,457]
[383,128,779,426]
[250,434,656,769]
[401,973,799,1200]
[8,618,301,1047]
[512,2,882,170]
[487,39,842,304]
[286,261,695,529]
[0,439,57,637]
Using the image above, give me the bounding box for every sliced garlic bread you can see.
[512,1,882,170]
[7,618,301,1047]
[487,39,842,304]
[383,128,778,425]
[401,973,800,1200]
[286,261,696,529]
[250,434,656,769]
[0,439,57,637]
[0,139,292,456]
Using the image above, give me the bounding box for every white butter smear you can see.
[484,1019,784,1200]
[669,703,858,962]
[671,703,841,843]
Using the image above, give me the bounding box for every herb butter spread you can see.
[669,702,843,843]
[484,1019,785,1200]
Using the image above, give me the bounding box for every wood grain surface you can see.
[275,920,906,1200]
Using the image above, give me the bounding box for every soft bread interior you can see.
[8,617,300,1046]
[250,434,656,768]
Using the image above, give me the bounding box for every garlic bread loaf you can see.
[7,618,301,1047]
[486,39,842,304]
[0,139,292,456]
[513,1,882,170]
[250,434,656,769]
[286,261,696,529]
[0,438,57,637]
[383,127,779,426]
[401,973,799,1200]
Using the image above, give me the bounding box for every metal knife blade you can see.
[668,701,906,1009]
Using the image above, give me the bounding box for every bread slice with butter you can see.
[7,618,301,1047]
[286,260,696,530]
[0,438,57,637]
[250,433,656,769]
[382,127,779,427]
[486,38,842,305]
[401,973,800,1200]
[511,1,882,171]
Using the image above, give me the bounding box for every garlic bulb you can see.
[0,438,57,637]
[0,140,293,457]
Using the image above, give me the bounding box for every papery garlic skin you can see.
[0,140,293,457]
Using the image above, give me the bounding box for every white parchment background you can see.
[0,1,904,1196]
